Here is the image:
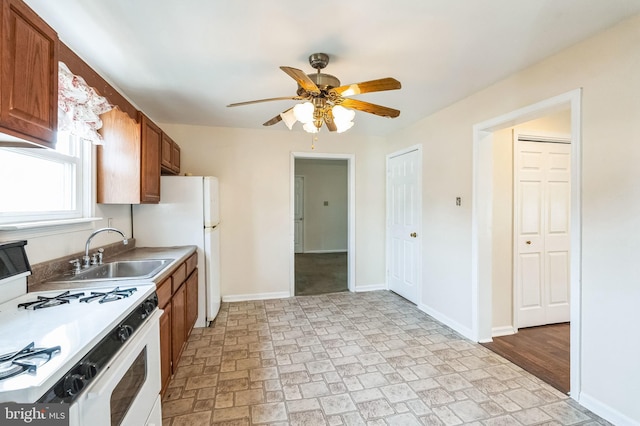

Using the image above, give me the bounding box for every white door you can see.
[387,148,421,304]
[515,139,571,328]
[294,176,304,253]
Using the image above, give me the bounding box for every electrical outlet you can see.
[323,201,329,206]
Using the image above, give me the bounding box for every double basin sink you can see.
[50,259,172,283]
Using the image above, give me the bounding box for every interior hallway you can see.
[295,253,347,296]
[161,292,605,425]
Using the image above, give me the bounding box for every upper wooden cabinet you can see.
[97,110,162,204]
[140,114,161,203]
[0,0,58,148]
[161,132,180,175]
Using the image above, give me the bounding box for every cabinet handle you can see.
[410,232,417,238]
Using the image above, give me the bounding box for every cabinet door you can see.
[159,302,172,396]
[171,282,186,369]
[161,132,173,171]
[171,142,181,174]
[0,0,58,147]
[185,269,198,335]
[140,114,161,203]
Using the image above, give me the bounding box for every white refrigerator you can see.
[132,176,220,327]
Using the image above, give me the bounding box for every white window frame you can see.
[0,134,95,229]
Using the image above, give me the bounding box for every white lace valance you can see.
[58,62,113,145]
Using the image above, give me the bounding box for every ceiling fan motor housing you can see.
[296,73,341,96]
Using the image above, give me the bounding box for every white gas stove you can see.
[0,241,162,426]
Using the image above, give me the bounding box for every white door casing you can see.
[386,147,422,304]
[514,138,571,328]
[294,176,304,253]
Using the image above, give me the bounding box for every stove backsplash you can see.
[28,239,136,288]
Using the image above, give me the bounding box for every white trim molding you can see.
[290,152,356,295]
[354,283,386,292]
[471,88,582,399]
[579,393,640,426]
[491,326,516,338]
[419,303,474,341]
[222,292,290,303]
[303,249,347,254]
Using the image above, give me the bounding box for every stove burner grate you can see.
[18,291,85,310]
[0,342,61,380]
[80,287,137,303]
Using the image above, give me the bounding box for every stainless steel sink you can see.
[51,259,172,283]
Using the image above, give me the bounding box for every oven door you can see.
[69,309,162,426]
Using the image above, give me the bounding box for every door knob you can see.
[526,240,532,245]
[410,232,417,238]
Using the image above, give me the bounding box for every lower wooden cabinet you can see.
[171,282,186,369]
[157,251,199,397]
[159,301,172,395]
[185,269,198,336]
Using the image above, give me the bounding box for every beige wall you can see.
[295,159,348,252]
[160,125,387,297]
[386,14,640,423]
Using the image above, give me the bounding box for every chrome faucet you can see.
[83,227,128,268]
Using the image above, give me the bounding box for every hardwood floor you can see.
[481,323,570,394]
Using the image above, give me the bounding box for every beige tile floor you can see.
[161,291,609,425]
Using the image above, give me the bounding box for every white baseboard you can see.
[579,392,639,426]
[222,291,290,303]
[418,303,474,341]
[302,249,348,254]
[492,326,516,338]
[354,283,386,292]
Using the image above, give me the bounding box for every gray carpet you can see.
[295,252,347,296]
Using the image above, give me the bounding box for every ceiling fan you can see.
[227,53,401,133]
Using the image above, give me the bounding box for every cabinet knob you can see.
[526,240,532,245]
[410,232,417,238]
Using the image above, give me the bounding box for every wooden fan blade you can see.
[262,107,293,126]
[325,109,337,132]
[263,114,283,127]
[330,77,401,96]
[227,96,301,107]
[280,66,320,95]
[339,98,400,118]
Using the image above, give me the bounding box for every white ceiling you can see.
[24,0,640,136]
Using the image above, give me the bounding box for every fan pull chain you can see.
[311,134,318,150]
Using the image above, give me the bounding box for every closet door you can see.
[515,139,571,328]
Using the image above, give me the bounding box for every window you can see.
[0,132,91,225]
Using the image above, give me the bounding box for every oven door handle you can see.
[85,309,161,400]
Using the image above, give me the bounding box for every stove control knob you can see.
[117,324,134,342]
[142,300,156,317]
[80,362,99,379]
[64,373,85,396]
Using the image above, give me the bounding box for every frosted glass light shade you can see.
[293,102,314,124]
[280,108,296,130]
[332,105,355,123]
[303,122,319,133]
[336,120,354,133]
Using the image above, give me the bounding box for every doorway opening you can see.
[471,89,582,397]
[290,153,355,296]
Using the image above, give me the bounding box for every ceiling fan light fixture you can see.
[303,122,319,133]
[280,108,296,130]
[293,102,314,124]
[332,105,355,123]
[335,120,354,133]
